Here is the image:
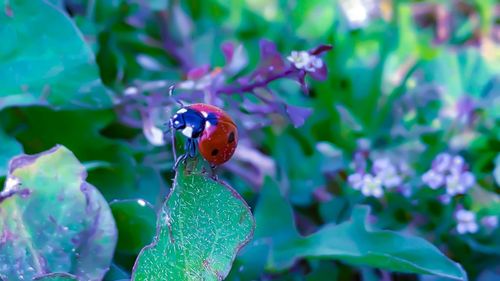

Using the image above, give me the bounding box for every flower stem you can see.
[216,68,296,95]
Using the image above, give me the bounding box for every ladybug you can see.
[170,103,238,167]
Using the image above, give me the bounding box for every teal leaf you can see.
[0,128,22,177]
[0,0,113,110]
[254,179,467,280]
[0,145,117,280]
[132,158,255,280]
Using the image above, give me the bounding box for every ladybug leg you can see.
[184,138,198,158]
[173,138,199,170]
[210,164,218,180]
[173,153,188,170]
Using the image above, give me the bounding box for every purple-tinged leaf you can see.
[308,63,329,81]
[33,272,78,281]
[187,65,211,80]
[0,146,117,281]
[285,105,314,128]
[223,44,248,75]
[252,39,286,80]
[309,44,333,56]
[296,70,309,93]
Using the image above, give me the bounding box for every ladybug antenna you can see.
[168,84,184,107]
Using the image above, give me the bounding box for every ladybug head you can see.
[171,108,187,130]
[170,107,205,138]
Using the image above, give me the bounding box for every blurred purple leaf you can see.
[285,105,314,128]
[308,63,328,81]
[309,44,333,56]
[222,42,235,63]
[223,44,248,75]
[252,39,286,81]
[187,65,211,80]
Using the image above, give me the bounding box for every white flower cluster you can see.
[455,209,478,234]
[422,153,475,196]
[287,51,323,72]
[455,210,498,235]
[348,158,406,198]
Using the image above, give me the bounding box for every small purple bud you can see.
[481,216,498,230]
[221,41,235,63]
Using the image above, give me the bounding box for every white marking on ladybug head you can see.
[177,108,187,114]
[173,114,178,118]
[174,120,180,125]
[205,121,211,129]
[182,126,193,138]
[201,111,208,118]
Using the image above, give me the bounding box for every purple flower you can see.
[360,174,384,198]
[456,96,477,124]
[445,171,475,195]
[438,194,452,204]
[398,184,413,198]
[432,153,452,173]
[455,209,479,234]
[449,155,465,174]
[353,151,367,173]
[372,158,402,189]
[287,51,324,72]
[348,172,364,190]
[422,169,445,189]
[423,153,475,196]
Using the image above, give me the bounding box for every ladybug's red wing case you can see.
[199,121,238,165]
[188,104,238,166]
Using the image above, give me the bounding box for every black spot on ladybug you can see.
[211,149,219,156]
[228,132,235,143]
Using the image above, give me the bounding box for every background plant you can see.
[0,0,499,280]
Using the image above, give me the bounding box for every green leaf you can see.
[0,0,113,110]
[111,199,156,255]
[253,179,467,280]
[33,272,78,281]
[292,0,335,39]
[0,128,22,177]
[132,157,255,280]
[0,145,117,280]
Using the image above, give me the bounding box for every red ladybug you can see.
[170,103,238,167]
